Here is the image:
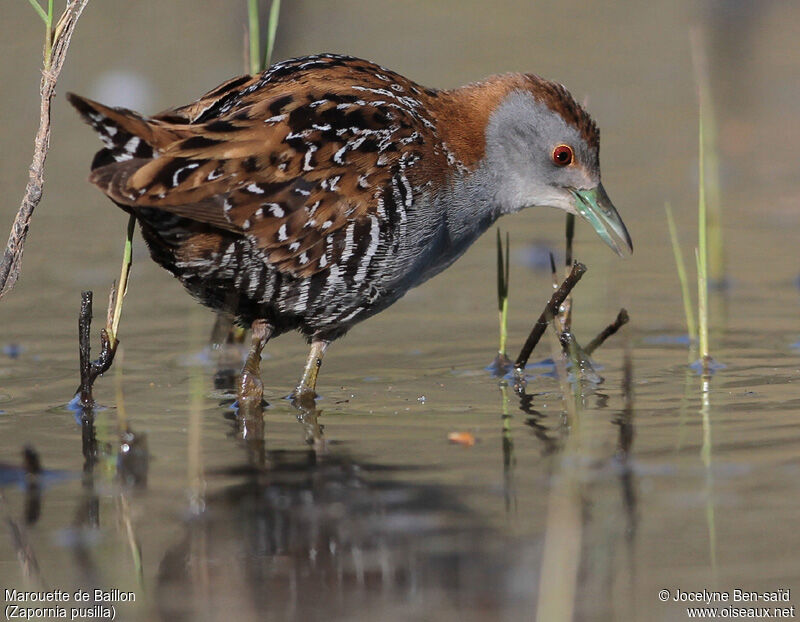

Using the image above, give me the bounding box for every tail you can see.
[66,93,178,170]
[67,93,236,231]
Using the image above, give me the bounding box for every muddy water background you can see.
[1,1,800,620]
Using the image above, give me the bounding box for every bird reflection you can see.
[156,435,505,622]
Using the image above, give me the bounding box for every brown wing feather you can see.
[72,55,444,278]
[153,74,256,123]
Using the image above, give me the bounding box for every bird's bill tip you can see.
[571,184,633,257]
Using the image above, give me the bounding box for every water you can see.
[1,1,799,620]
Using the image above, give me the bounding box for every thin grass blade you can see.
[665,202,697,342]
[696,249,709,364]
[495,229,510,357]
[108,215,136,344]
[264,0,281,68]
[26,0,49,24]
[697,115,710,363]
[691,28,725,286]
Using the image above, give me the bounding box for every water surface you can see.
[1,1,799,620]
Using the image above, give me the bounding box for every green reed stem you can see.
[26,0,55,69]
[691,28,725,286]
[496,229,510,356]
[247,0,281,74]
[108,215,135,345]
[44,0,53,68]
[702,104,724,286]
[665,202,697,343]
[499,297,509,356]
[696,250,709,365]
[26,0,49,23]
[264,0,281,69]
[697,116,710,364]
[247,0,260,75]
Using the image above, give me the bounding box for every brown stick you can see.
[0,0,90,300]
[584,308,630,356]
[78,292,92,404]
[514,262,587,374]
[77,291,117,408]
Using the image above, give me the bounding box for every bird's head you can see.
[482,77,632,256]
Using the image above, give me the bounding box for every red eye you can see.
[552,144,573,167]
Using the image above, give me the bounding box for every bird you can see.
[67,53,632,405]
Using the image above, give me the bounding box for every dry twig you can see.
[584,309,630,356]
[77,291,116,408]
[514,262,587,375]
[0,0,90,299]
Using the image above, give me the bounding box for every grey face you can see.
[483,90,632,256]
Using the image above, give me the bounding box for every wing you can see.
[73,55,444,278]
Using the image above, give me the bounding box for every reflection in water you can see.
[517,346,641,621]
[156,415,508,622]
[72,412,101,585]
[0,289,646,621]
[20,446,41,525]
[69,405,148,590]
[700,374,718,580]
[0,447,46,582]
[535,345,585,622]
[499,383,517,515]
[614,351,638,542]
[166,372,519,621]
[517,387,563,456]
[0,344,648,620]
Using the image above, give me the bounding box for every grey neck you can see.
[378,161,504,297]
[439,163,502,254]
[398,164,500,288]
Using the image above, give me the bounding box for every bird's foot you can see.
[289,386,318,410]
[289,339,329,409]
[236,319,272,413]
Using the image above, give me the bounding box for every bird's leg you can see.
[210,313,247,393]
[238,319,273,409]
[292,339,329,406]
